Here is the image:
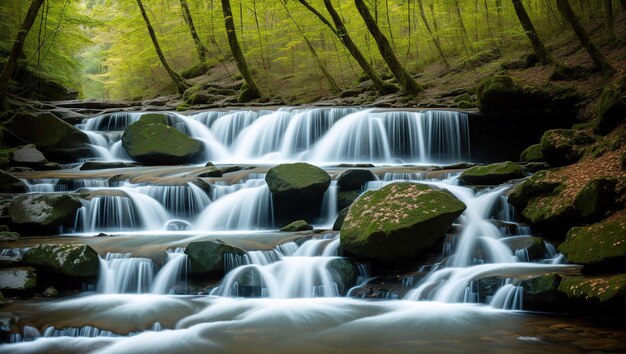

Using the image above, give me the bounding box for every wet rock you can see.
[558,274,626,306]
[521,274,563,311]
[5,167,34,173]
[80,161,142,170]
[280,220,313,232]
[0,170,28,193]
[122,114,205,165]
[265,163,331,201]
[197,166,223,178]
[333,208,349,231]
[0,231,20,242]
[23,244,99,277]
[572,178,616,221]
[340,183,466,261]
[337,190,361,210]
[337,169,376,190]
[42,286,59,297]
[507,171,562,209]
[520,144,544,162]
[501,236,545,261]
[459,161,524,185]
[185,240,246,276]
[8,193,82,235]
[327,258,358,294]
[559,215,626,268]
[10,144,47,168]
[0,267,37,294]
[594,75,626,135]
[540,129,595,167]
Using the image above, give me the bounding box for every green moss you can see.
[459,161,524,185]
[559,216,626,266]
[280,220,313,232]
[138,113,168,125]
[180,62,211,79]
[185,240,245,275]
[520,144,544,162]
[594,75,626,135]
[558,274,626,303]
[507,171,562,208]
[340,183,466,260]
[176,103,191,111]
[265,163,330,201]
[23,244,99,277]
[540,129,595,166]
[573,178,616,220]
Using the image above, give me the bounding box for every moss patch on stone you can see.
[594,75,626,135]
[558,274,626,303]
[280,220,313,232]
[185,240,246,275]
[23,244,99,277]
[520,144,544,162]
[540,129,595,167]
[265,163,331,201]
[459,161,524,185]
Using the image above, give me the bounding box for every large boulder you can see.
[558,274,626,306]
[122,114,205,165]
[333,207,349,231]
[265,163,331,201]
[327,258,358,294]
[476,75,547,112]
[184,240,246,276]
[519,144,544,162]
[572,178,616,221]
[559,214,626,268]
[280,220,313,232]
[540,129,595,167]
[337,190,361,210]
[0,267,37,294]
[501,236,546,261]
[507,171,562,209]
[23,244,99,277]
[6,112,92,161]
[340,183,466,261]
[8,193,82,235]
[521,274,563,311]
[10,144,48,168]
[459,161,525,185]
[594,75,626,135]
[0,170,28,193]
[337,169,376,190]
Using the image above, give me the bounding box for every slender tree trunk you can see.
[453,0,474,53]
[511,0,553,65]
[221,0,261,101]
[0,0,45,111]
[384,0,396,51]
[297,0,395,93]
[556,0,616,75]
[354,0,422,94]
[604,0,617,43]
[417,0,449,68]
[179,0,209,63]
[621,0,626,13]
[136,0,190,94]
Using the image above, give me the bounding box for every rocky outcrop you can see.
[540,129,595,167]
[594,75,626,135]
[459,161,524,185]
[10,144,47,168]
[23,244,99,277]
[0,267,37,295]
[558,274,626,307]
[280,220,313,232]
[8,193,82,235]
[0,170,28,193]
[520,144,544,162]
[501,236,546,261]
[185,240,246,276]
[340,183,466,261]
[333,208,349,231]
[122,114,205,165]
[327,258,358,294]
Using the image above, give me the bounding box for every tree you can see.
[136,0,190,94]
[179,0,210,63]
[416,0,449,68]
[511,0,553,65]
[354,0,422,94]
[221,0,261,101]
[603,0,617,44]
[297,0,396,93]
[556,0,616,75]
[0,0,45,110]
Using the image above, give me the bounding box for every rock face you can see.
[337,169,376,190]
[6,112,91,161]
[572,178,616,221]
[333,208,349,231]
[594,75,626,134]
[280,220,313,232]
[520,144,544,162]
[265,163,331,201]
[122,114,205,165]
[185,240,246,275]
[558,274,626,306]
[23,244,99,277]
[340,183,466,260]
[8,193,82,234]
[500,236,546,261]
[0,267,37,293]
[521,274,563,311]
[459,161,524,185]
[559,215,626,268]
[0,170,28,193]
[540,129,595,166]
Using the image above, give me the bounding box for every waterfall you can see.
[318,180,338,227]
[136,183,211,219]
[150,248,188,294]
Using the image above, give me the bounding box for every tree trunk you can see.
[354,0,422,94]
[221,0,261,101]
[604,0,617,43]
[297,0,395,93]
[556,0,616,75]
[621,0,626,13]
[0,0,45,111]
[136,0,190,94]
[416,0,449,68]
[179,0,209,63]
[511,0,553,65]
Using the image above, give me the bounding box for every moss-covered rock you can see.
[559,215,626,267]
[340,183,466,261]
[0,267,37,293]
[558,274,626,304]
[0,170,28,193]
[520,144,544,162]
[507,171,562,209]
[122,114,205,165]
[501,236,546,261]
[337,190,361,210]
[184,240,246,276]
[23,244,99,277]
[521,191,577,228]
[476,75,547,112]
[540,129,595,167]
[521,274,563,311]
[333,207,349,231]
[573,178,616,220]
[594,75,626,135]
[265,163,331,201]
[337,169,376,190]
[459,161,524,185]
[280,220,313,232]
[197,166,223,178]
[180,62,211,79]
[8,193,82,235]
[327,258,357,295]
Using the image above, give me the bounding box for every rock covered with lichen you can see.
[23,244,99,277]
[340,183,466,261]
[8,193,82,235]
[459,161,524,185]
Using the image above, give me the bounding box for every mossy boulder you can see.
[23,244,99,277]
[558,274,626,305]
[573,178,616,220]
[337,169,376,190]
[0,170,28,193]
[265,163,331,201]
[327,258,358,295]
[340,183,466,261]
[333,207,349,231]
[520,192,577,228]
[521,274,563,311]
[594,75,626,135]
[459,161,524,185]
[476,75,547,112]
[559,215,626,267]
[540,129,595,167]
[520,144,544,162]
[507,171,562,209]
[122,114,205,165]
[8,193,82,235]
[0,267,37,294]
[337,190,361,210]
[280,220,313,232]
[185,240,246,276]
[501,236,546,261]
